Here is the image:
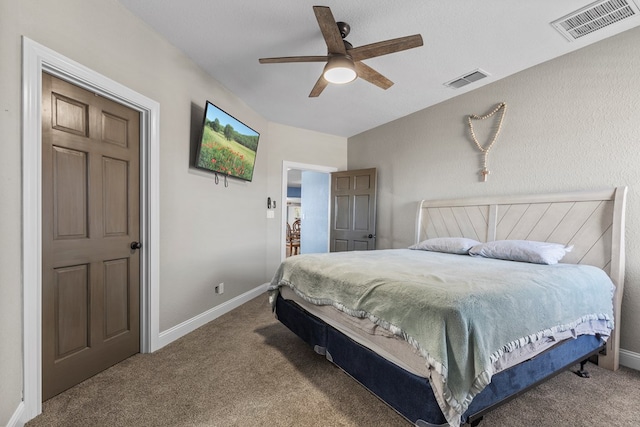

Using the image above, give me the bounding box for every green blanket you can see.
[268,249,614,426]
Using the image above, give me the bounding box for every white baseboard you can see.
[7,401,25,427]
[157,283,270,350]
[620,348,640,371]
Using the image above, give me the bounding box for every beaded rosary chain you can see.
[467,102,507,181]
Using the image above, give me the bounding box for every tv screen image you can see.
[195,101,260,182]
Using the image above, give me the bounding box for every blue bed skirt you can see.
[275,294,604,426]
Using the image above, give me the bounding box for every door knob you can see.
[366,234,376,239]
[130,241,142,250]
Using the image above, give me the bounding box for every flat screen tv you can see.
[195,100,260,182]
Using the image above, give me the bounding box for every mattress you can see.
[274,293,606,426]
[280,286,609,379]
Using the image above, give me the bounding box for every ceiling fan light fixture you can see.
[258,6,423,96]
[323,55,357,84]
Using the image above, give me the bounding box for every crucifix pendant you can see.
[481,168,490,182]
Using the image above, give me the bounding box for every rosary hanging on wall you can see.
[467,102,507,182]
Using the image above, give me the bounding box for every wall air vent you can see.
[551,0,640,41]
[444,69,490,89]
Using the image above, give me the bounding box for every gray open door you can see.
[330,168,377,251]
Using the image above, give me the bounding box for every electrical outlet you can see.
[215,283,224,294]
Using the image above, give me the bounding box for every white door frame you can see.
[281,161,337,261]
[21,37,160,421]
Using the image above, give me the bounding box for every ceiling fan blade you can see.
[350,34,423,62]
[309,75,329,98]
[354,62,394,90]
[313,6,346,54]
[259,55,328,64]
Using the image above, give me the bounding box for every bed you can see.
[268,187,627,426]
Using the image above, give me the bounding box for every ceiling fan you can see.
[258,6,424,97]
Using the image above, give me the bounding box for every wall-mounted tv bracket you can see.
[214,172,229,187]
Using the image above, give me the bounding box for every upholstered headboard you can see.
[415,187,627,370]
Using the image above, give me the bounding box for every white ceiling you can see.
[118,0,640,137]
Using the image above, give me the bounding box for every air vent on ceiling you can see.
[444,69,490,89]
[551,0,640,41]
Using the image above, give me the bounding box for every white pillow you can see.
[409,237,481,255]
[469,240,573,265]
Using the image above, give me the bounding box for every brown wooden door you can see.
[41,73,141,400]
[330,168,377,251]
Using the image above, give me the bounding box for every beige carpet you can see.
[28,295,640,426]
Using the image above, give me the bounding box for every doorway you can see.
[22,37,160,419]
[281,161,337,261]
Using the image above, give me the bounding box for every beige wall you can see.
[0,0,24,423]
[264,122,348,274]
[349,27,640,358]
[0,0,346,424]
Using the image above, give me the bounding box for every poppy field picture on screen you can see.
[196,101,259,181]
